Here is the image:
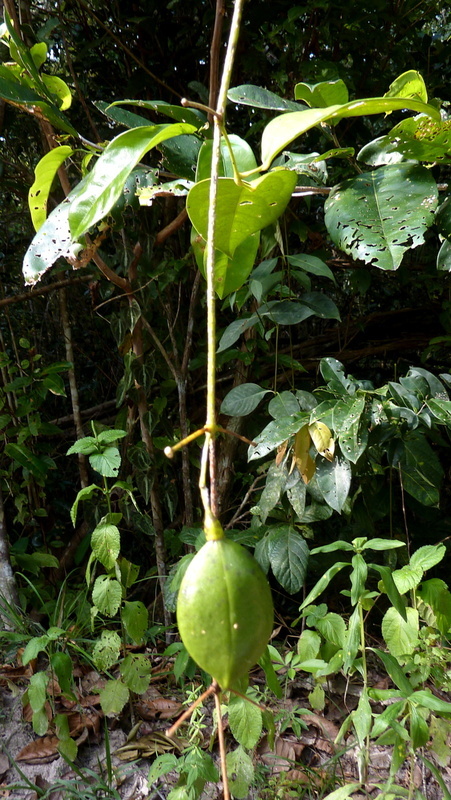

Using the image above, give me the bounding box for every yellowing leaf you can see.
[308,421,335,461]
[293,426,315,484]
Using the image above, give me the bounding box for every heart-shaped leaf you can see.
[186,171,297,257]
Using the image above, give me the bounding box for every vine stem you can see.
[201,0,246,529]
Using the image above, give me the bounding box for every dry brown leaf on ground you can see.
[115,731,186,761]
[135,686,182,720]
[16,735,60,763]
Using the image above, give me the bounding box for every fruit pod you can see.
[177,537,273,690]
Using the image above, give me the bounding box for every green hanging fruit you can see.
[176,537,273,690]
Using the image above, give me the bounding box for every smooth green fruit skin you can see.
[176,538,273,690]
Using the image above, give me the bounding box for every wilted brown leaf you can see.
[16,736,60,763]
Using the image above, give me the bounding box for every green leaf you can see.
[89,446,121,478]
[382,607,419,658]
[370,563,407,620]
[92,576,122,617]
[22,635,50,665]
[361,538,405,551]
[267,525,309,594]
[91,523,120,571]
[268,391,302,418]
[100,679,129,716]
[50,652,74,696]
[295,79,349,108]
[315,614,346,647]
[187,171,298,258]
[92,630,121,671]
[228,694,262,749]
[28,146,73,232]
[227,84,302,112]
[410,705,429,752]
[384,71,428,103]
[299,562,350,610]
[0,75,77,135]
[23,175,89,285]
[120,653,151,694]
[324,164,438,271]
[192,228,260,299]
[391,565,424,594]
[353,690,372,747]
[226,746,255,800]
[4,442,49,480]
[297,629,321,660]
[258,647,283,698]
[122,600,148,644]
[148,754,179,785]
[108,98,204,127]
[371,648,413,696]
[256,463,288,523]
[343,605,360,672]
[350,553,368,605]
[400,435,443,506]
[28,671,48,712]
[427,397,451,424]
[315,454,352,513]
[69,123,197,239]
[248,412,308,461]
[317,784,361,800]
[260,96,439,169]
[70,484,99,526]
[196,134,258,181]
[287,253,336,282]
[97,429,127,444]
[410,690,451,714]
[220,383,271,416]
[417,578,451,634]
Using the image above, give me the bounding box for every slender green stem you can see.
[199,0,245,528]
[221,126,243,185]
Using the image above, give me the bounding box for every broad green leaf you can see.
[187,171,297,258]
[258,647,283,698]
[228,694,262,749]
[97,429,127,444]
[28,146,73,231]
[100,679,129,716]
[391,564,424,594]
[295,79,349,107]
[226,746,254,800]
[92,630,121,671]
[227,84,302,112]
[30,42,48,69]
[260,96,440,169]
[22,635,50,665]
[91,523,120,571]
[297,629,321,661]
[122,600,148,644]
[192,228,260,298]
[400,435,443,506]
[89,446,121,478]
[41,74,72,110]
[287,253,335,282]
[217,313,260,353]
[42,373,66,396]
[299,291,341,321]
[148,754,178,785]
[315,613,346,647]
[384,71,428,103]
[92,575,122,617]
[69,123,197,239]
[436,196,451,239]
[417,578,451,634]
[196,134,258,181]
[220,383,271,417]
[382,607,419,658]
[248,412,308,461]
[28,670,48,711]
[267,525,309,594]
[324,165,438,271]
[268,391,301,418]
[120,653,151,694]
[315,454,351,512]
[339,414,368,464]
[382,116,451,163]
[320,356,353,394]
[310,541,355,554]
